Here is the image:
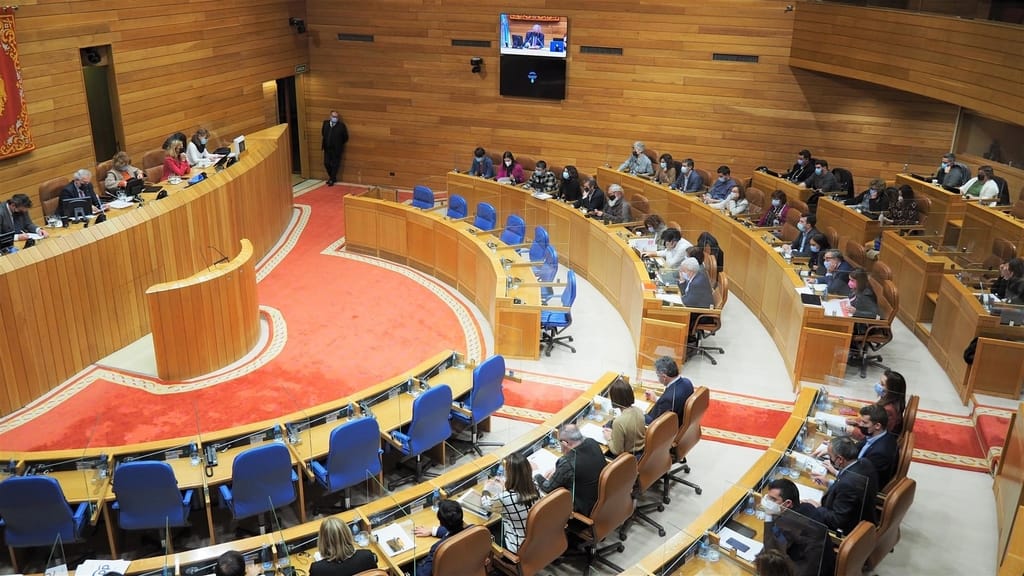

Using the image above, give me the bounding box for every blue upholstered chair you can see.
[499,214,527,246]
[537,245,559,304]
[112,461,193,536]
[472,202,498,232]
[310,417,383,509]
[451,355,506,456]
[522,225,551,277]
[446,194,469,219]
[411,185,434,209]
[0,476,89,570]
[388,384,453,490]
[219,443,297,529]
[540,269,577,356]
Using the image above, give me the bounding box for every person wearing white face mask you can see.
[671,158,704,192]
[758,189,790,227]
[678,257,714,308]
[557,165,582,202]
[653,153,677,185]
[703,165,736,202]
[761,478,835,576]
[496,150,525,184]
[709,184,749,216]
[798,159,840,192]
[321,110,349,186]
[186,128,214,166]
[789,214,817,257]
[782,149,814,184]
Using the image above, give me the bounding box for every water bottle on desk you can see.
[190,443,200,467]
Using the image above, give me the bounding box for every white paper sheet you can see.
[796,483,825,503]
[579,422,608,445]
[107,199,135,209]
[814,411,849,432]
[821,298,852,317]
[528,448,559,477]
[75,559,131,576]
[372,523,414,557]
[633,399,651,412]
[629,238,657,252]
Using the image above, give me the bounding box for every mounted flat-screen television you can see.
[499,13,568,57]
[499,14,568,100]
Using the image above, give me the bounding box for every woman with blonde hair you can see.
[309,517,377,576]
[163,139,191,179]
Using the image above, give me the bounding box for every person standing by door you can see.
[321,110,348,186]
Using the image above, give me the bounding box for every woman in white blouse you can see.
[958,165,1000,200]
[710,184,749,216]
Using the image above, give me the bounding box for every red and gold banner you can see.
[0,13,33,159]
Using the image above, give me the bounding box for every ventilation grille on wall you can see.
[337,33,374,42]
[712,53,759,63]
[579,46,623,55]
[451,39,491,48]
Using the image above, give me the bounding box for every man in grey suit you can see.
[0,194,48,249]
[679,257,715,308]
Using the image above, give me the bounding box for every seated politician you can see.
[557,165,582,202]
[671,158,704,192]
[412,500,466,576]
[1,194,48,244]
[761,478,835,576]
[524,24,545,49]
[590,183,630,223]
[468,147,495,179]
[496,150,525,185]
[642,227,689,270]
[814,249,853,297]
[702,165,736,203]
[788,214,818,257]
[618,141,654,177]
[679,257,715,308]
[524,160,558,194]
[575,178,605,213]
[163,139,192,179]
[644,356,694,425]
[602,378,646,457]
[653,153,677,186]
[59,169,104,213]
[187,128,213,166]
[535,424,607,515]
[798,159,840,193]
[104,151,145,195]
[709,184,749,217]
[806,435,879,535]
[782,149,815,184]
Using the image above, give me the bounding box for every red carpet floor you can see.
[0,184,478,450]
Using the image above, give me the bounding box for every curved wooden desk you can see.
[446,169,852,386]
[0,125,294,416]
[146,239,259,381]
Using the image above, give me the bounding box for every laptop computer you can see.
[909,173,933,183]
[758,167,781,178]
[125,177,145,197]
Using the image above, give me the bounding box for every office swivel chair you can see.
[623,412,678,538]
[451,354,506,457]
[432,525,492,576]
[868,477,916,570]
[849,278,898,378]
[38,177,68,220]
[0,476,89,571]
[388,384,453,490]
[568,453,638,576]
[446,194,468,219]
[219,443,298,533]
[523,225,550,276]
[471,202,498,232]
[686,273,727,365]
[112,461,194,552]
[491,488,572,576]
[499,214,527,245]
[834,521,877,576]
[540,268,577,356]
[311,417,383,511]
[536,245,559,304]
[411,185,435,209]
[668,386,709,495]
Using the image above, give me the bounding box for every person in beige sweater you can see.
[603,378,646,456]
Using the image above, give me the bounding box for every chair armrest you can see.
[571,511,595,527]
[310,460,329,485]
[291,469,299,483]
[390,430,411,452]
[72,501,90,532]
[182,489,195,509]
[219,484,233,507]
[502,241,532,249]
[450,402,473,419]
[490,542,519,565]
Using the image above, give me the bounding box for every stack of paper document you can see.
[531,192,553,200]
[814,411,849,432]
[373,523,414,557]
[796,483,825,502]
[717,526,763,562]
[629,238,657,252]
[578,422,607,444]
[108,199,134,209]
[528,448,559,477]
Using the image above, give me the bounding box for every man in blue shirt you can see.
[852,404,899,488]
[468,147,495,179]
[704,165,736,202]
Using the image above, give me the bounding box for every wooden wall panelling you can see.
[303,1,959,195]
[790,2,1023,126]
[6,1,308,225]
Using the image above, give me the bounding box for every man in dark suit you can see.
[320,110,349,186]
[762,478,835,576]
[59,169,104,214]
[815,249,853,297]
[0,194,48,247]
[670,158,704,192]
[573,178,605,213]
[680,258,715,308]
[783,149,815,183]
[852,404,900,488]
[808,435,879,535]
[645,356,695,425]
[535,424,607,515]
[790,214,818,257]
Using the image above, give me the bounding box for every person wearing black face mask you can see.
[959,164,999,200]
[618,141,654,177]
[849,404,899,488]
[592,183,630,223]
[806,435,878,535]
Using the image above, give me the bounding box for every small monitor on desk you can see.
[125,177,144,197]
[0,231,14,253]
[62,196,92,220]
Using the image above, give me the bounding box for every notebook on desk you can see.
[909,173,933,183]
[758,167,782,178]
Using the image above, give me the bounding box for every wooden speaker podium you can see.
[145,239,260,381]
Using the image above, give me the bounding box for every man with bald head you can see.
[534,423,607,514]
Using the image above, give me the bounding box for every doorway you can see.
[80,46,125,162]
[276,76,302,174]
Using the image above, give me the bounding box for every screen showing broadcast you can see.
[499,13,568,58]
